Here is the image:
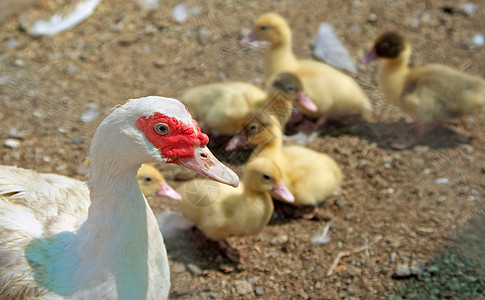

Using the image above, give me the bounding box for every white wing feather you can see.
[313,23,357,74]
[28,0,102,36]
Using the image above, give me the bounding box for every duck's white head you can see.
[90,96,239,187]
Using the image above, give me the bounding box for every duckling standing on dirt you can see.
[227,111,342,218]
[240,12,372,129]
[362,31,485,149]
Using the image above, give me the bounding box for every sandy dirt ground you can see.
[1,0,485,299]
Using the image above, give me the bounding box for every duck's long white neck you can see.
[266,31,298,79]
[29,146,170,299]
[80,163,169,299]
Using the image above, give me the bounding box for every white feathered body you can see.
[0,97,202,300]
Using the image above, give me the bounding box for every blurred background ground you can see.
[1,0,485,299]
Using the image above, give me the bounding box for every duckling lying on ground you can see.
[256,72,317,143]
[227,111,342,217]
[241,12,372,129]
[179,81,267,136]
[362,31,485,149]
[177,157,294,262]
[180,73,315,139]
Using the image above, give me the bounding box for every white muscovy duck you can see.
[0,96,239,299]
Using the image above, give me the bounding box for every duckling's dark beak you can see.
[225,134,248,151]
[240,30,256,45]
[361,48,379,64]
[175,146,239,187]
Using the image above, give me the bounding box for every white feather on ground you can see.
[311,222,332,246]
[28,0,102,36]
[313,23,357,74]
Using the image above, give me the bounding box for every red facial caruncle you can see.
[136,113,209,161]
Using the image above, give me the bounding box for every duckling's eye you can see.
[249,125,258,131]
[262,174,271,180]
[154,123,169,135]
[260,25,267,30]
[287,85,295,91]
[380,42,390,50]
[144,177,152,183]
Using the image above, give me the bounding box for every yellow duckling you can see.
[179,81,266,136]
[137,163,181,201]
[362,31,485,149]
[256,72,316,128]
[241,12,372,127]
[177,156,294,261]
[227,111,342,207]
[83,159,181,200]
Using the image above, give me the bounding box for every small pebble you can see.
[345,212,355,221]
[197,27,210,45]
[153,58,167,68]
[172,262,186,274]
[81,104,99,123]
[391,252,397,262]
[4,138,21,148]
[172,3,188,23]
[461,3,477,16]
[248,277,259,285]
[393,264,412,278]
[187,263,202,276]
[334,198,345,207]
[461,144,474,154]
[426,265,440,274]
[435,178,449,184]
[255,286,264,296]
[346,265,362,277]
[368,14,377,22]
[270,234,288,245]
[6,38,19,49]
[235,280,253,295]
[219,264,235,273]
[118,34,139,46]
[144,24,157,35]
[472,33,484,47]
[138,0,159,9]
[8,128,27,139]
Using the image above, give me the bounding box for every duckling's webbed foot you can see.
[217,240,241,263]
[313,114,328,130]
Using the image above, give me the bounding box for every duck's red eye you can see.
[154,123,169,135]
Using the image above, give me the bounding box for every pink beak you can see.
[295,92,317,112]
[271,182,295,203]
[361,48,379,64]
[240,30,256,45]
[174,146,239,188]
[157,182,182,201]
[225,134,248,151]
